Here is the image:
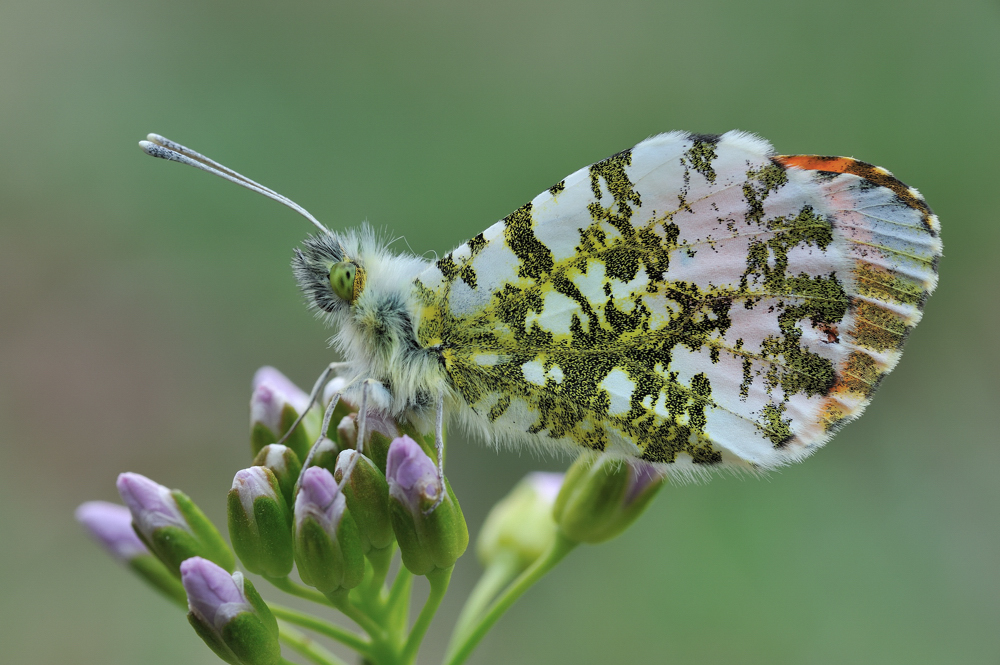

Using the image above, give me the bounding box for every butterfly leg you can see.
[298,373,361,479]
[335,377,378,492]
[423,386,446,514]
[273,361,352,449]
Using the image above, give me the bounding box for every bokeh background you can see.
[1,1,998,663]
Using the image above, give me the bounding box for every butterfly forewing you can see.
[414,131,940,478]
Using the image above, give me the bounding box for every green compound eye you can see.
[329,261,364,304]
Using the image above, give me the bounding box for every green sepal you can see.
[553,454,626,538]
[128,554,187,607]
[477,477,559,572]
[172,490,235,572]
[187,576,280,665]
[364,431,392,475]
[222,612,281,665]
[294,513,365,593]
[227,479,293,578]
[147,525,209,576]
[278,402,320,462]
[332,515,366,590]
[307,438,342,477]
[250,423,277,460]
[251,445,302,521]
[390,478,467,576]
[251,402,321,461]
[389,502,434,576]
[333,415,394,473]
[553,453,665,544]
[227,576,281,665]
[324,399,352,441]
[252,493,293,577]
[221,612,281,665]
[243,574,279,638]
[336,452,394,553]
[188,611,241,665]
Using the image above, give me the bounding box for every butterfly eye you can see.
[329,261,364,304]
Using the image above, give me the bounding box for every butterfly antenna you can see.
[139,133,330,235]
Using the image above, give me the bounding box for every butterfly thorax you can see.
[292,227,445,423]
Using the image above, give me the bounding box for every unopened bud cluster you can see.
[75,366,666,665]
[76,367,469,662]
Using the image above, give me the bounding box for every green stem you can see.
[270,603,372,655]
[353,545,396,620]
[444,532,578,665]
[265,575,336,607]
[385,565,414,639]
[277,620,349,665]
[448,551,522,652]
[325,588,385,639]
[400,566,452,665]
[367,545,395,601]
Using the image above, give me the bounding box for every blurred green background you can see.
[1,0,997,663]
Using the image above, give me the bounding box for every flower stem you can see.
[444,532,578,665]
[270,603,372,655]
[325,588,385,639]
[265,575,336,607]
[367,545,395,601]
[353,545,396,621]
[400,566,452,665]
[385,565,414,639]
[447,550,521,652]
[277,620,349,665]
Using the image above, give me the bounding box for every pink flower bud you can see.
[386,436,441,514]
[116,472,188,537]
[75,501,148,561]
[295,467,348,535]
[250,366,311,433]
[181,557,253,631]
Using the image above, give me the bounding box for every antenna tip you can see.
[139,140,177,162]
[138,140,161,157]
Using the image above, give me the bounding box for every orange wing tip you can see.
[775,154,938,236]
[774,155,859,173]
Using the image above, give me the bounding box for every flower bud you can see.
[252,444,301,509]
[181,557,280,665]
[293,467,365,593]
[227,467,293,578]
[250,366,320,461]
[76,501,187,605]
[553,452,666,544]
[477,472,563,571]
[334,450,394,554]
[322,376,353,439]
[386,436,467,575]
[305,437,341,476]
[76,500,148,561]
[336,414,358,449]
[117,472,234,574]
[335,411,400,473]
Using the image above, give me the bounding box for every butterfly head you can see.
[293,231,368,316]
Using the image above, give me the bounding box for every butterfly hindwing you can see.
[414,131,940,478]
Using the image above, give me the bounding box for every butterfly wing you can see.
[414,130,940,478]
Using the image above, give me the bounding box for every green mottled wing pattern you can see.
[414,131,940,477]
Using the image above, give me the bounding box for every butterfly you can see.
[141,130,940,482]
